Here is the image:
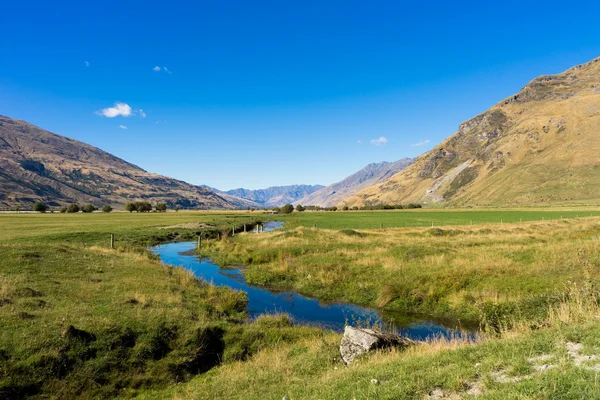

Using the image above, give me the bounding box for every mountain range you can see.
[343,56,600,207]
[4,57,600,210]
[294,158,414,207]
[215,185,325,208]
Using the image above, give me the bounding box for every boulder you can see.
[340,326,416,364]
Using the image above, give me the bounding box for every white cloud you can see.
[119,125,128,129]
[139,109,146,118]
[84,61,90,67]
[96,102,133,118]
[370,136,388,146]
[411,139,430,147]
[152,66,172,74]
[357,140,363,144]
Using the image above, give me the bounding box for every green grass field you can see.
[278,209,598,229]
[3,210,600,399]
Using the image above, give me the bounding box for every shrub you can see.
[33,201,48,213]
[67,204,80,213]
[280,204,294,214]
[82,204,97,213]
[101,205,113,213]
[135,202,152,213]
[155,203,167,212]
[295,205,305,212]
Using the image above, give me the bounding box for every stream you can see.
[151,222,475,341]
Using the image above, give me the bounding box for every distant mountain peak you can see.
[294,158,414,207]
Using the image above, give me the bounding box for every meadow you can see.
[278,209,596,229]
[3,209,600,399]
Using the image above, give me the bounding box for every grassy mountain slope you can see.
[0,116,237,209]
[295,158,414,207]
[343,57,600,207]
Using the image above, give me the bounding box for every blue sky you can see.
[1,1,600,190]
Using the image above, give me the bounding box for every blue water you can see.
[151,241,475,341]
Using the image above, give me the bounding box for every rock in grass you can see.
[340,326,415,364]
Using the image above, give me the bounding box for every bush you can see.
[125,202,137,213]
[33,201,48,213]
[272,207,280,214]
[342,206,349,211]
[82,204,97,213]
[155,203,167,212]
[295,205,305,212]
[136,202,152,213]
[59,206,67,213]
[67,204,80,213]
[101,205,113,213]
[280,204,294,214]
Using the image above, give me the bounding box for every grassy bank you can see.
[140,287,600,399]
[199,217,600,324]
[0,212,322,398]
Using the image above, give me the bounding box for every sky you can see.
[1,1,600,190]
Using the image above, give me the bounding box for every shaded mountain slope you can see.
[343,57,600,207]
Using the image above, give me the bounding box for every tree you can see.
[33,201,48,213]
[342,206,349,211]
[125,202,137,213]
[175,205,181,212]
[296,205,305,212]
[67,204,80,213]
[59,206,67,213]
[101,205,113,213]
[82,204,97,213]
[272,207,281,214]
[280,204,294,214]
[135,202,152,212]
[155,203,167,212]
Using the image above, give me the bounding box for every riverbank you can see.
[196,217,600,326]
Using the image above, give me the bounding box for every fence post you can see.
[232,225,235,237]
[244,224,246,233]
[110,234,114,249]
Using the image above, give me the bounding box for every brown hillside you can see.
[0,116,238,209]
[342,57,600,207]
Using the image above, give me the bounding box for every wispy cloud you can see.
[152,66,172,74]
[357,140,363,144]
[96,102,133,118]
[84,61,90,67]
[119,125,128,129]
[370,136,388,146]
[139,109,146,118]
[411,139,430,147]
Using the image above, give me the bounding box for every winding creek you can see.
[151,222,476,341]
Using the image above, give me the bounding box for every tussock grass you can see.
[199,218,600,325]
